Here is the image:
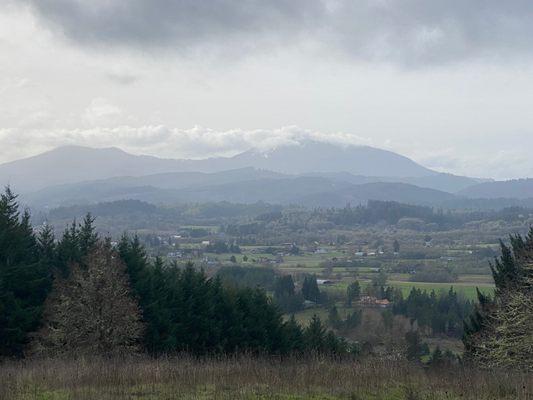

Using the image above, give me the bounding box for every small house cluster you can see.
[359,296,391,308]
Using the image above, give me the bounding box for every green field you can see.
[320,279,494,300]
[385,280,494,298]
[177,244,496,301]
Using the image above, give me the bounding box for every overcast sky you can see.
[2,1,533,179]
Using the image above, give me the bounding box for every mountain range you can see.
[1,141,529,209]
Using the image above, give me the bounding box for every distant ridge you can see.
[22,172,456,209]
[459,178,533,199]
[0,146,189,193]
[223,141,435,177]
[0,141,483,195]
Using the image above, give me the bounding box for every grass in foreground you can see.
[1,356,531,400]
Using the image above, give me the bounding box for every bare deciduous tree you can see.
[31,242,144,356]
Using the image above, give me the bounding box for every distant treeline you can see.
[45,200,283,222]
[323,200,533,228]
[39,199,533,236]
[392,287,474,338]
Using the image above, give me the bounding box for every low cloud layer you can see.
[0,125,372,163]
[21,0,533,65]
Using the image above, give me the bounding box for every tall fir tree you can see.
[301,274,321,303]
[464,229,533,370]
[0,188,52,357]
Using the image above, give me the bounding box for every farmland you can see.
[168,243,495,301]
[39,199,526,361]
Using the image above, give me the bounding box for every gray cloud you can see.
[21,0,533,64]
[23,0,323,54]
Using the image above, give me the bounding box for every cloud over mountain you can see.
[0,125,372,163]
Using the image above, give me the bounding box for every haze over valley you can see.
[2,1,533,398]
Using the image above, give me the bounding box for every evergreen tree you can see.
[78,213,98,255]
[56,221,80,274]
[282,315,305,353]
[273,274,302,313]
[464,229,533,370]
[304,315,327,352]
[303,314,347,354]
[0,188,52,357]
[301,274,321,303]
[55,213,98,275]
[274,275,295,298]
[346,280,361,306]
[343,309,362,329]
[37,224,55,261]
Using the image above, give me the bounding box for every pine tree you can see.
[273,274,303,312]
[56,221,80,274]
[274,275,295,298]
[344,309,362,329]
[346,280,361,306]
[0,188,52,357]
[78,213,98,255]
[304,315,327,352]
[301,275,321,303]
[118,234,150,300]
[282,315,304,353]
[37,224,55,260]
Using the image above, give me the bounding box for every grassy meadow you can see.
[1,356,532,400]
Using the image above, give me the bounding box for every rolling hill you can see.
[458,178,533,199]
[22,170,457,209]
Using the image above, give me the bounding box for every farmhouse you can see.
[360,296,391,308]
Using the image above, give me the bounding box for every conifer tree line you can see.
[392,287,474,338]
[335,274,474,338]
[0,188,349,358]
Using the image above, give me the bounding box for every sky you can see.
[2,1,533,180]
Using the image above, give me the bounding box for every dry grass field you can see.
[1,356,531,400]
